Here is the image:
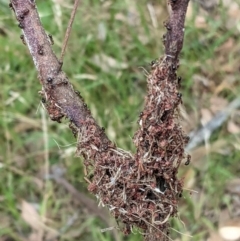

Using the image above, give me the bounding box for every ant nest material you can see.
[76,56,189,239]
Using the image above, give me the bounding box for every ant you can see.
[185,154,191,165]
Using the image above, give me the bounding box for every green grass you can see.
[1,0,240,240]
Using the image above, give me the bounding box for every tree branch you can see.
[165,0,189,62]
[10,0,190,240]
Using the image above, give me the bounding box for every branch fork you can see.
[10,0,190,240]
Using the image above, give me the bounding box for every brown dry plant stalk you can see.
[9,0,190,240]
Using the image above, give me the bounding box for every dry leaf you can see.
[195,16,208,29]
[210,97,228,114]
[27,231,44,241]
[226,179,240,195]
[208,231,225,241]
[21,200,44,231]
[227,121,240,134]
[220,63,238,73]
[201,108,213,125]
[217,38,234,54]
[226,2,240,31]
[219,221,240,241]
[214,82,231,95]
[21,200,58,240]
[21,200,44,241]
[218,209,240,240]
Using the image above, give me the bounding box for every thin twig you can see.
[60,0,80,63]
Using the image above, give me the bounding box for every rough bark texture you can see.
[10,0,190,240]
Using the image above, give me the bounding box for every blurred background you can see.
[0,0,240,240]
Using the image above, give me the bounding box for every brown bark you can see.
[10,0,190,240]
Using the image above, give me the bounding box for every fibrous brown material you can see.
[80,1,190,240]
[10,0,190,240]
[80,55,188,239]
